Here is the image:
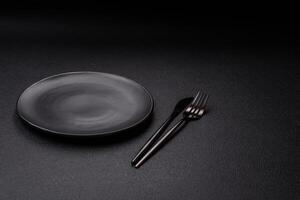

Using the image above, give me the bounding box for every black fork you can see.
[134,92,209,168]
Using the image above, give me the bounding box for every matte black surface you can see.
[17,72,153,136]
[0,11,299,200]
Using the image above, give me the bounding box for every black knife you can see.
[131,97,193,166]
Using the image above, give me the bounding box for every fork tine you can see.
[195,93,205,107]
[194,94,208,116]
[201,95,209,108]
[186,92,200,112]
[194,93,207,109]
[191,91,200,105]
[187,92,202,113]
[195,92,204,106]
[198,94,208,108]
[188,93,204,115]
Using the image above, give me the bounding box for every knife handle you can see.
[131,114,175,165]
[134,118,187,168]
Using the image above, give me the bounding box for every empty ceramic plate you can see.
[17,72,153,136]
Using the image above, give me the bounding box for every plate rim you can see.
[16,71,154,137]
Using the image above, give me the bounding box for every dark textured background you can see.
[0,8,299,200]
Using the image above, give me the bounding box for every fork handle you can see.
[134,118,188,168]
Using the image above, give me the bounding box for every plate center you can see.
[59,93,109,118]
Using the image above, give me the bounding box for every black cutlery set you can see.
[17,72,209,168]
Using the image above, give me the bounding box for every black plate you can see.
[17,72,153,136]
